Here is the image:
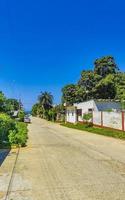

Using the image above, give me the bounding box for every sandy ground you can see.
[1,117,125,200]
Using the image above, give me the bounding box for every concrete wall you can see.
[66,100,122,129]
[93,111,102,125]
[93,111,124,131]
[103,112,122,130]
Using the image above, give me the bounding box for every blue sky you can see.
[0,0,125,110]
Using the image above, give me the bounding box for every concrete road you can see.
[1,117,125,200]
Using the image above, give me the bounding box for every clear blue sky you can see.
[0,0,125,110]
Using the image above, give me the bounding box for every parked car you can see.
[24,116,31,123]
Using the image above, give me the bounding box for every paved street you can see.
[1,117,125,200]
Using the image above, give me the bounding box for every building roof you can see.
[74,99,121,105]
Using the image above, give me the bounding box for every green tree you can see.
[94,56,119,77]
[5,98,20,115]
[115,73,125,100]
[37,104,44,117]
[74,85,86,102]
[38,91,53,109]
[48,107,57,121]
[0,113,14,144]
[62,56,122,103]
[78,70,101,99]
[31,103,39,116]
[62,84,77,105]
[0,91,6,112]
[38,91,53,118]
[94,74,116,99]
[18,110,25,122]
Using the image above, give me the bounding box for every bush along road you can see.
[0,113,28,149]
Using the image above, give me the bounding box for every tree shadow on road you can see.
[0,148,11,166]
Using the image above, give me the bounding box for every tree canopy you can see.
[94,56,119,77]
[5,98,20,113]
[62,56,125,105]
[38,91,53,110]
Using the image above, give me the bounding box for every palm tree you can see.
[38,91,53,110]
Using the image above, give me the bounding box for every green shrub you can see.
[83,113,92,121]
[8,122,28,147]
[18,110,25,122]
[83,113,92,127]
[48,109,57,121]
[0,113,28,147]
[0,113,15,144]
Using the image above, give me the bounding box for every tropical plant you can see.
[38,91,53,110]
[38,91,53,119]
[48,107,57,121]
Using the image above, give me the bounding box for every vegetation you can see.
[83,113,92,122]
[31,103,39,116]
[32,55,125,123]
[32,91,53,120]
[94,56,119,77]
[0,92,6,112]
[0,91,28,148]
[62,56,125,105]
[5,98,20,114]
[8,122,28,147]
[32,91,65,122]
[38,91,53,119]
[0,113,15,146]
[0,113,28,148]
[62,122,125,140]
[18,110,25,122]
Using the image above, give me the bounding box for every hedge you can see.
[0,113,28,147]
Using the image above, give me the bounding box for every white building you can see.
[66,106,77,124]
[66,100,121,123]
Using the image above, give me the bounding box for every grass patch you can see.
[61,123,125,140]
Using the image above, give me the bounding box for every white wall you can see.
[93,111,102,125]
[66,111,77,123]
[93,111,124,131]
[74,100,95,115]
[103,112,122,130]
[74,101,121,115]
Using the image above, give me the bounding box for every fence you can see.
[93,111,125,131]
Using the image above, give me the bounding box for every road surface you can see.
[1,117,125,200]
